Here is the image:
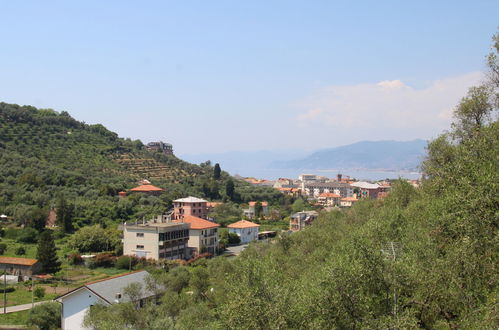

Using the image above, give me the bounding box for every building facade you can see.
[0,257,41,276]
[317,193,341,207]
[174,215,220,256]
[173,196,208,220]
[146,141,173,155]
[228,220,260,244]
[122,220,189,260]
[302,182,353,199]
[243,201,269,219]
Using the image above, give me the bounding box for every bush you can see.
[69,225,120,253]
[0,243,7,254]
[27,302,61,330]
[115,255,136,270]
[3,228,19,239]
[34,286,46,299]
[68,253,83,265]
[0,286,15,293]
[228,232,241,244]
[17,227,38,243]
[15,246,26,255]
[93,253,115,268]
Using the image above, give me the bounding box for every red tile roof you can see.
[130,184,163,192]
[0,256,38,266]
[318,193,341,198]
[248,201,268,207]
[228,220,260,229]
[341,197,358,202]
[174,216,220,230]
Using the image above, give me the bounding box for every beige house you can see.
[174,215,219,256]
[317,193,341,207]
[122,219,189,260]
[0,256,41,276]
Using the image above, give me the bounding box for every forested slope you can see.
[0,103,282,228]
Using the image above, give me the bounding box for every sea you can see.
[228,168,421,181]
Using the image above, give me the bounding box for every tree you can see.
[213,163,221,180]
[225,179,235,200]
[27,302,61,330]
[36,230,61,274]
[254,201,263,218]
[56,195,74,233]
[69,225,120,253]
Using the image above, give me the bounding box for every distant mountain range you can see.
[272,140,427,171]
[180,140,427,178]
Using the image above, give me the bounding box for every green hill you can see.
[0,102,282,228]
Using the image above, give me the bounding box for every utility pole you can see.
[3,268,6,314]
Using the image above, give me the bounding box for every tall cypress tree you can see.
[36,231,61,274]
[56,195,74,233]
[213,163,221,180]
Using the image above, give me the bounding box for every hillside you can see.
[0,102,282,228]
[272,140,427,170]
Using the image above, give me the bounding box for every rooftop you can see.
[248,201,268,207]
[318,193,341,198]
[228,220,260,229]
[173,196,208,203]
[0,256,38,266]
[58,270,155,304]
[174,215,220,230]
[350,181,380,189]
[130,184,164,192]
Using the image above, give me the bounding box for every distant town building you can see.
[129,184,164,195]
[350,182,381,199]
[302,181,353,199]
[299,174,318,182]
[228,220,260,244]
[340,196,359,207]
[146,141,173,155]
[57,270,155,330]
[122,219,189,260]
[174,215,219,256]
[173,196,208,220]
[244,201,269,219]
[317,193,341,207]
[0,257,41,276]
[289,211,319,231]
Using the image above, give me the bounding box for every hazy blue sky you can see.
[1,1,497,153]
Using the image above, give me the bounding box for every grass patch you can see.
[0,309,29,325]
[0,284,58,307]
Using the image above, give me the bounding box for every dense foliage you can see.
[83,33,498,329]
[0,103,284,232]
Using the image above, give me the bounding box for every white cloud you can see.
[295,72,483,141]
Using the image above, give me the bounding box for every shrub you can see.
[15,246,26,255]
[4,228,19,239]
[68,253,83,265]
[17,227,38,243]
[0,287,15,293]
[27,302,61,330]
[93,253,115,268]
[0,243,7,254]
[115,255,136,270]
[34,286,46,299]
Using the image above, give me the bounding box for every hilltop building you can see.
[129,184,164,195]
[146,141,173,155]
[173,196,208,220]
[228,220,260,244]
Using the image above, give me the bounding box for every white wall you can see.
[229,227,259,244]
[60,288,107,330]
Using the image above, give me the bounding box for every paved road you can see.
[225,244,249,256]
[0,301,47,314]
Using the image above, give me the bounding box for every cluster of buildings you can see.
[145,141,174,155]
[121,192,264,261]
[246,173,405,208]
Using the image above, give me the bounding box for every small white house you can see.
[227,220,260,244]
[56,270,154,330]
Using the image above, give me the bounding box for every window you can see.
[136,233,144,238]
[136,245,144,249]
